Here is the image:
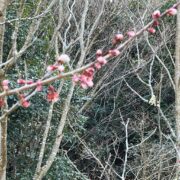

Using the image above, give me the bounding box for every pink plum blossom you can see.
[167,8,177,16]
[26,80,34,85]
[56,54,70,64]
[109,49,120,57]
[19,94,30,108]
[36,80,43,91]
[72,74,80,83]
[127,31,136,38]
[2,80,9,90]
[94,62,102,70]
[97,56,107,65]
[96,49,103,56]
[152,10,161,19]
[47,65,57,72]
[148,27,156,34]
[115,33,124,41]
[17,79,26,84]
[47,85,59,102]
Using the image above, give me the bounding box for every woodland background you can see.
[0,0,179,179]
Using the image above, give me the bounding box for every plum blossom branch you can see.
[0,3,178,100]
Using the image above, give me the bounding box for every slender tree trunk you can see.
[175,2,180,178]
[0,0,8,63]
[0,118,7,180]
[0,1,8,179]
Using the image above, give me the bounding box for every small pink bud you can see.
[148,27,156,34]
[21,100,30,108]
[48,85,55,92]
[57,65,65,72]
[56,54,70,64]
[115,34,124,41]
[27,80,34,85]
[96,49,103,56]
[19,94,30,108]
[0,98,4,107]
[153,20,160,26]
[47,65,57,72]
[72,74,80,83]
[2,80,9,86]
[94,62,102,70]
[127,31,136,38]
[2,80,9,90]
[47,85,59,102]
[109,49,120,57]
[36,80,43,91]
[17,79,26,84]
[47,92,59,102]
[97,56,107,65]
[83,68,95,79]
[152,10,161,19]
[167,8,177,16]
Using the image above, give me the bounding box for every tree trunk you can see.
[175,2,180,179]
[0,1,8,179]
[0,0,8,63]
[0,118,7,180]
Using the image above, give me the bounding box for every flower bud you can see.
[56,54,70,64]
[148,27,156,34]
[2,80,9,90]
[96,49,103,56]
[152,10,161,19]
[109,49,120,57]
[17,79,26,84]
[47,65,57,72]
[115,34,124,41]
[167,8,177,16]
[97,56,107,65]
[127,31,136,38]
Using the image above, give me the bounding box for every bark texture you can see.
[0,1,8,179]
[175,2,180,178]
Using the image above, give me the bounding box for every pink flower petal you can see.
[72,74,80,83]
[86,79,94,87]
[80,82,88,89]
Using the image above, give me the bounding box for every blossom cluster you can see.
[0,4,178,108]
[72,47,120,89]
